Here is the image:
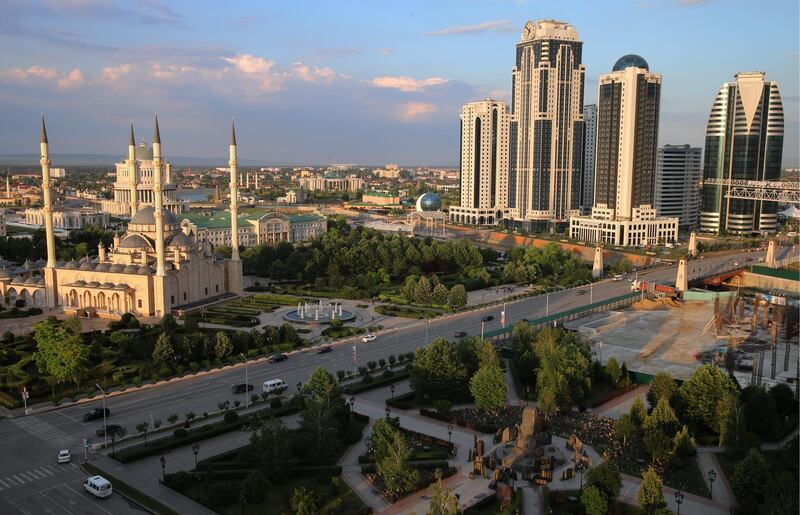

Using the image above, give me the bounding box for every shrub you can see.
[398,354,406,363]
[362,375,374,385]
[223,410,239,423]
[336,370,346,380]
[153,419,162,429]
[270,398,282,409]
[381,369,394,379]
[405,352,414,361]
[260,392,270,401]
[233,400,241,408]
[358,366,368,376]
[173,428,188,438]
[378,358,386,368]
[367,360,377,371]
[388,355,396,366]
[251,394,260,404]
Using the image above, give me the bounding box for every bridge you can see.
[702,178,800,203]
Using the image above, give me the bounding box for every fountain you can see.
[282,299,356,324]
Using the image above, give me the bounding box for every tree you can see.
[740,386,779,438]
[731,448,769,513]
[644,398,679,465]
[717,393,747,450]
[303,367,341,408]
[214,331,232,359]
[678,365,737,431]
[415,276,433,304]
[630,397,647,427]
[240,471,269,505]
[470,364,507,411]
[410,338,467,403]
[159,313,178,334]
[615,414,637,444]
[647,373,677,409]
[152,332,175,362]
[370,417,402,460]
[585,462,622,503]
[299,398,340,458]
[427,469,458,515]
[769,383,795,418]
[289,486,318,515]
[581,485,608,515]
[636,467,666,514]
[32,318,90,387]
[448,284,468,308]
[671,425,696,465]
[605,357,621,386]
[431,283,449,305]
[247,414,295,481]
[533,328,592,414]
[766,469,799,515]
[400,276,417,302]
[136,422,149,445]
[377,431,420,500]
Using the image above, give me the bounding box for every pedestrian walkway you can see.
[9,416,77,449]
[0,463,79,492]
[592,385,649,420]
[619,473,729,515]
[521,486,541,515]
[696,452,734,508]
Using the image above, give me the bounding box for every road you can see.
[0,247,789,514]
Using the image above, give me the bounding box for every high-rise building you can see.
[700,72,784,234]
[450,99,510,226]
[656,145,702,229]
[510,20,585,228]
[570,55,678,246]
[581,104,597,214]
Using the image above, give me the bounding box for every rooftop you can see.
[180,210,324,229]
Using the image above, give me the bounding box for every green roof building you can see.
[179,209,325,247]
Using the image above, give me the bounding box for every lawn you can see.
[661,458,709,498]
[584,380,637,408]
[321,325,366,339]
[375,304,444,319]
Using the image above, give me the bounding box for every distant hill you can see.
[0,153,264,168]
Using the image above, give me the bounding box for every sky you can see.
[0,0,798,167]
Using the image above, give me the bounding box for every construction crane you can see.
[702,178,800,203]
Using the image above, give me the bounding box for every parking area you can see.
[7,477,147,515]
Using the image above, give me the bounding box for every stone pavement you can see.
[521,486,541,515]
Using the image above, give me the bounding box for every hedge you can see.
[385,391,416,410]
[342,370,409,395]
[81,462,181,515]
[360,460,451,474]
[0,390,21,409]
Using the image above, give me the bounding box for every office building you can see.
[510,20,585,228]
[656,145,702,229]
[179,210,326,247]
[449,99,510,226]
[570,55,678,246]
[700,72,784,234]
[581,104,597,214]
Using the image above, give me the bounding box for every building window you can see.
[137,299,142,308]
[183,292,187,301]
[204,287,208,295]
[215,284,219,292]
[171,295,175,304]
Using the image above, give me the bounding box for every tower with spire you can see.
[228,121,243,294]
[40,116,58,307]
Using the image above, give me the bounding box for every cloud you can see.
[101,63,133,82]
[369,75,449,92]
[292,63,336,83]
[2,65,83,89]
[222,54,275,75]
[396,101,438,121]
[151,63,195,79]
[378,48,394,56]
[57,68,84,89]
[312,47,360,60]
[426,20,514,36]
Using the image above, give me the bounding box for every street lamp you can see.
[447,424,453,445]
[390,384,396,399]
[160,456,166,482]
[192,443,200,469]
[385,406,391,419]
[578,467,584,489]
[95,383,108,449]
[674,490,684,515]
[239,353,248,408]
[425,320,429,344]
[708,469,716,499]
[349,396,356,414]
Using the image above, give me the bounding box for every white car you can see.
[362,333,376,343]
[57,449,71,464]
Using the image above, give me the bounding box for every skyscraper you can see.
[450,99,510,226]
[510,20,585,229]
[570,55,677,246]
[581,104,597,214]
[656,145,702,229]
[700,72,784,234]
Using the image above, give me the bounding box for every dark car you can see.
[317,345,332,354]
[482,315,494,322]
[96,424,122,437]
[82,407,110,422]
[231,383,254,394]
[268,353,288,363]
[454,331,467,338]
[576,290,587,295]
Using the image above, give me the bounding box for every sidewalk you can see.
[619,473,730,515]
[696,452,734,508]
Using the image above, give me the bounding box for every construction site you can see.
[567,262,800,390]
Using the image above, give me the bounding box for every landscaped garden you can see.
[374,304,444,319]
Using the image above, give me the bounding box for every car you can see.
[362,333,377,343]
[612,274,624,281]
[317,345,332,354]
[733,261,740,266]
[57,450,71,464]
[454,331,467,338]
[96,424,122,437]
[575,290,587,295]
[82,407,110,422]
[745,258,753,262]
[84,475,112,499]
[482,315,494,322]
[267,353,288,363]
[231,383,254,394]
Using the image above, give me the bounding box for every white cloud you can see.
[4,65,60,82]
[2,65,84,89]
[396,101,438,121]
[222,54,275,75]
[292,63,335,83]
[426,20,513,36]
[369,75,449,92]
[151,63,195,79]
[101,63,132,82]
[57,68,84,89]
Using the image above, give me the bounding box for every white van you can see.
[263,379,287,393]
[84,475,112,498]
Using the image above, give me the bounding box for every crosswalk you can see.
[8,416,77,450]
[0,463,78,491]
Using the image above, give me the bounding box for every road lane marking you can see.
[39,490,76,515]
[0,478,10,487]
[12,474,26,484]
[64,485,115,515]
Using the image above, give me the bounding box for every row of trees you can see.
[0,226,116,264]
[501,242,592,286]
[398,275,468,307]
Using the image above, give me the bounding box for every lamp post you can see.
[425,320,429,344]
[349,396,355,416]
[160,456,166,483]
[385,406,391,419]
[240,353,248,408]
[708,469,716,499]
[192,443,200,469]
[674,491,684,515]
[447,424,453,445]
[364,436,372,454]
[480,321,485,340]
[578,467,584,490]
[95,383,107,449]
[390,384,395,399]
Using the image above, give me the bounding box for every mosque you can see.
[0,117,244,319]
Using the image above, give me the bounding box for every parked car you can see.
[267,353,288,364]
[612,274,624,281]
[482,315,494,322]
[317,345,332,354]
[361,333,377,343]
[95,424,122,437]
[57,450,71,464]
[454,331,467,338]
[576,290,586,295]
[231,383,254,394]
[82,407,110,422]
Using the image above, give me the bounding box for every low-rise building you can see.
[299,173,363,192]
[24,207,109,230]
[179,210,326,247]
[362,191,400,205]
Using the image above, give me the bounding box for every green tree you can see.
[400,276,417,302]
[533,328,591,414]
[469,363,507,411]
[247,415,295,481]
[289,486,318,515]
[636,467,666,514]
[432,283,449,305]
[717,393,747,450]
[581,485,608,515]
[740,386,779,438]
[644,398,679,465]
[299,398,340,458]
[769,383,795,418]
[647,373,677,408]
[605,357,621,386]
[766,469,799,515]
[731,448,769,513]
[377,431,420,500]
[304,367,341,408]
[370,417,402,460]
[448,284,468,308]
[615,413,637,444]
[678,365,737,431]
[671,425,696,465]
[585,462,622,503]
[415,276,433,304]
[427,469,458,515]
[32,318,90,386]
[152,332,175,362]
[240,471,269,505]
[214,331,232,359]
[410,338,467,403]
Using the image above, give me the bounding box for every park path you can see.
[696,452,734,508]
[591,385,649,419]
[619,473,730,515]
[521,486,542,515]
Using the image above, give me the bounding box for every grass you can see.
[661,458,709,498]
[81,462,181,515]
[375,304,444,319]
[321,325,365,339]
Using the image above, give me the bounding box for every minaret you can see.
[228,121,243,294]
[40,116,58,308]
[592,246,604,279]
[128,123,139,216]
[153,116,166,277]
[5,174,9,198]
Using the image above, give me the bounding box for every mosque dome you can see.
[130,206,178,226]
[79,262,95,271]
[612,54,649,72]
[119,234,152,249]
[137,265,154,275]
[0,268,10,279]
[108,264,125,273]
[123,265,139,274]
[415,193,442,212]
[167,232,193,248]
